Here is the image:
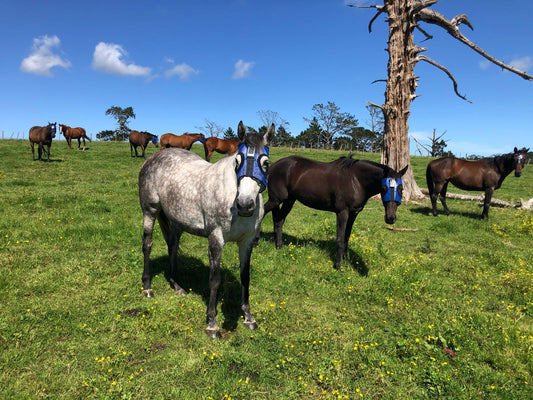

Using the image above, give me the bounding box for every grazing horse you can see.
[426,147,529,219]
[129,130,158,158]
[204,137,240,161]
[139,122,275,338]
[29,122,56,161]
[160,133,206,150]
[262,156,408,270]
[58,124,91,150]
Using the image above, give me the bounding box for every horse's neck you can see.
[494,155,514,177]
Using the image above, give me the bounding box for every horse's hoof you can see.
[142,289,154,298]
[205,328,222,339]
[244,321,258,331]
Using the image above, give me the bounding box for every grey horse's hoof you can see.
[206,328,222,339]
[244,321,258,331]
[142,289,154,298]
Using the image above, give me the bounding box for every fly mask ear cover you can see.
[235,143,269,192]
[382,177,402,203]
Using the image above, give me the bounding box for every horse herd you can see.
[28,121,529,337]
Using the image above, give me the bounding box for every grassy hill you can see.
[0,139,531,399]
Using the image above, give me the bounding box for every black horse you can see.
[29,122,56,161]
[426,147,529,219]
[262,155,408,269]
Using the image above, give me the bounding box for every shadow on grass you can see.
[257,231,369,277]
[409,205,482,220]
[146,253,243,333]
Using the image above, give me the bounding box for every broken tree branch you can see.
[420,189,517,208]
[417,55,472,102]
[416,9,533,81]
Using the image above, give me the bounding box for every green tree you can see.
[295,118,324,148]
[304,102,358,149]
[223,127,237,140]
[96,129,116,141]
[104,106,136,141]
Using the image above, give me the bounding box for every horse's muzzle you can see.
[385,215,396,224]
[237,200,256,217]
[515,170,522,177]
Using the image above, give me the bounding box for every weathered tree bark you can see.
[420,188,518,208]
[352,0,533,201]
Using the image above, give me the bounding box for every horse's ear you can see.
[399,165,409,177]
[263,124,275,146]
[237,121,246,141]
[514,147,518,153]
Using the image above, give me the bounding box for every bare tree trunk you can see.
[380,0,424,200]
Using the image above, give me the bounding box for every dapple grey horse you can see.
[139,121,275,338]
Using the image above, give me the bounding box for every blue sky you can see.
[1,0,531,156]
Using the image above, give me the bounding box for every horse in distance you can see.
[139,121,275,338]
[159,133,206,151]
[262,155,408,270]
[203,137,240,161]
[58,124,91,150]
[129,130,159,158]
[426,147,529,219]
[29,122,56,161]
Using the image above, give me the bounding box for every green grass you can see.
[0,139,532,399]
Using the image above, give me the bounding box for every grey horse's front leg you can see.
[206,231,224,338]
[239,238,257,331]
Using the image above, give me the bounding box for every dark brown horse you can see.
[129,130,159,158]
[29,122,56,161]
[59,124,91,150]
[262,155,408,269]
[160,133,206,150]
[426,147,529,219]
[204,137,239,161]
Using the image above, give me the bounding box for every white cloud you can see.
[20,35,71,77]
[232,59,255,79]
[165,63,199,80]
[509,56,532,72]
[92,42,151,77]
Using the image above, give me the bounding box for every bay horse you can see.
[139,122,275,338]
[426,147,529,219]
[160,133,206,150]
[58,124,91,150]
[129,130,158,158]
[29,122,56,161]
[262,155,408,270]
[204,137,239,161]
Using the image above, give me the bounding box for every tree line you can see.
[98,102,390,153]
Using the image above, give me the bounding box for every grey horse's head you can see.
[234,121,275,217]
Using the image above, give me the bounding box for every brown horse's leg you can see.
[439,182,451,216]
[82,137,86,150]
[141,145,146,158]
[482,188,494,219]
[343,211,359,260]
[31,142,36,161]
[67,137,72,149]
[77,137,81,150]
[273,198,295,249]
[239,238,257,331]
[45,144,51,161]
[206,230,224,338]
[38,143,43,161]
[334,209,349,270]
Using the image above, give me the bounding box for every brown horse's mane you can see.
[337,155,386,172]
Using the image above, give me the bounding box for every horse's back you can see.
[139,148,238,236]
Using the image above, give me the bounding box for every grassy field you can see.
[0,139,532,399]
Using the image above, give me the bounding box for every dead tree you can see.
[350,0,533,200]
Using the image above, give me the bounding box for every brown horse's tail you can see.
[426,162,435,197]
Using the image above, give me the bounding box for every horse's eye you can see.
[235,153,244,171]
[259,155,269,174]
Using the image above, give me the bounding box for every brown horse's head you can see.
[381,165,408,224]
[513,147,529,177]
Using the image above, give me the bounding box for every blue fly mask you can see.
[382,177,403,204]
[49,123,57,134]
[151,135,158,145]
[235,143,269,192]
